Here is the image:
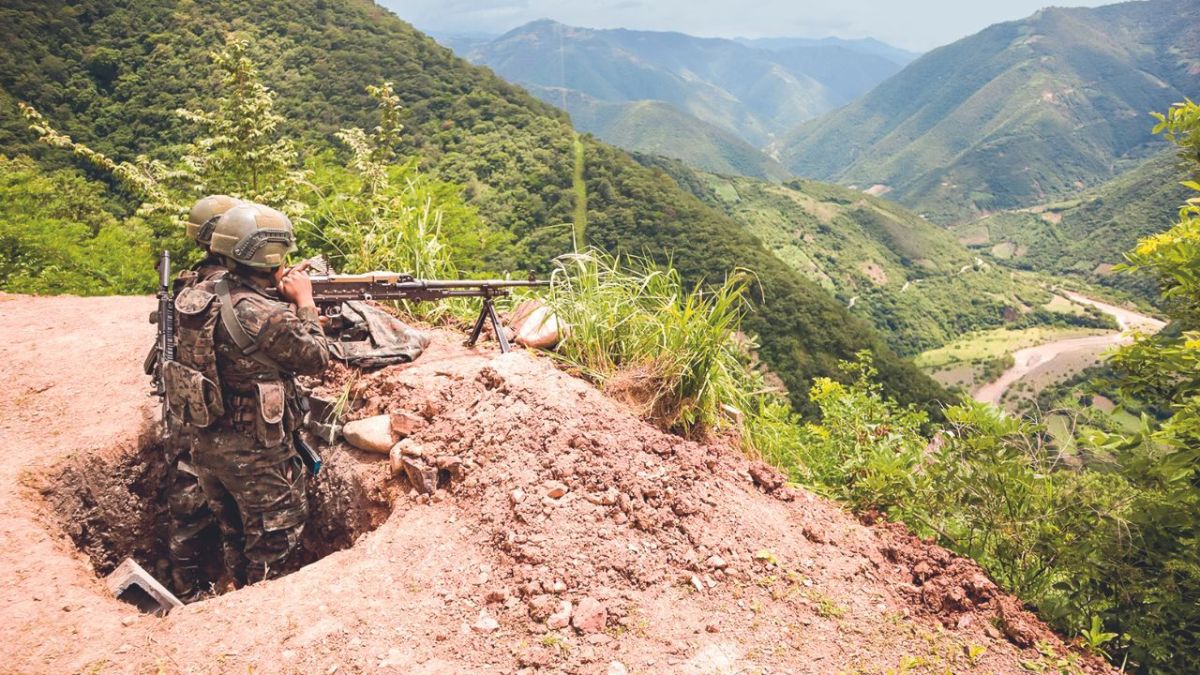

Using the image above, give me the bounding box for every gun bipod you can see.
[466,296,512,353]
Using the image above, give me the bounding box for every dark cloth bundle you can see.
[326,301,430,369]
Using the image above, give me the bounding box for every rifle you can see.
[144,251,175,435]
[306,268,550,353]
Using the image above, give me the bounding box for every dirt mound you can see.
[0,294,1109,673]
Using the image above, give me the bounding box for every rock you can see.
[484,588,509,604]
[121,615,137,627]
[801,525,826,544]
[607,661,628,675]
[705,623,720,633]
[571,596,607,634]
[748,462,784,491]
[543,481,569,499]
[389,411,425,438]
[510,488,527,505]
[689,575,705,593]
[705,555,727,570]
[343,415,396,453]
[400,456,438,494]
[472,610,500,634]
[527,595,556,622]
[547,600,572,629]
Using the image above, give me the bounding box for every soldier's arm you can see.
[239,301,330,375]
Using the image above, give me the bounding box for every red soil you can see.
[0,293,1109,673]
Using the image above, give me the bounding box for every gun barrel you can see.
[159,250,171,289]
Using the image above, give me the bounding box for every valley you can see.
[966,292,1164,409]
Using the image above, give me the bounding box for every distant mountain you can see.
[454,20,907,179]
[638,155,1083,356]
[735,36,920,66]
[551,91,790,181]
[961,151,1190,302]
[427,31,498,56]
[779,0,1200,223]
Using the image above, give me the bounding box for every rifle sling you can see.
[214,278,289,374]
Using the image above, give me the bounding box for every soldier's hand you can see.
[278,261,315,308]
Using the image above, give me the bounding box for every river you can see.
[972,292,1165,406]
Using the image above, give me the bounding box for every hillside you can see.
[0,294,1105,673]
[779,0,1200,223]
[637,155,1109,356]
[960,151,1190,302]
[0,0,944,413]
[461,20,903,148]
[549,92,790,181]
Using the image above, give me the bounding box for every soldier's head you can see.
[208,203,298,278]
[186,195,245,251]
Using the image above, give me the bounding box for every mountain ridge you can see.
[779,0,1200,223]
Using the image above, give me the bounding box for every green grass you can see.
[572,132,588,248]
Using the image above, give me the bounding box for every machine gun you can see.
[306,266,550,354]
[143,251,175,434]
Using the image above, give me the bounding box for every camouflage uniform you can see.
[163,255,228,600]
[178,273,329,585]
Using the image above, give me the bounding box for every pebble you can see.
[543,481,569,499]
[115,644,131,654]
[690,575,705,593]
[510,488,526,505]
[607,661,628,675]
[706,555,727,570]
[547,600,572,629]
[121,615,137,627]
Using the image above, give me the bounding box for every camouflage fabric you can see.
[189,273,329,585]
[193,439,309,585]
[163,257,229,600]
[171,253,227,295]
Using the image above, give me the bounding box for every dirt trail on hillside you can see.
[974,293,1164,406]
[0,293,1109,673]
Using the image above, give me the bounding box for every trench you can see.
[35,429,400,607]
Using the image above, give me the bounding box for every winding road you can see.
[973,292,1165,406]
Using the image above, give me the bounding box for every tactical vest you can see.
[164,284,225,427]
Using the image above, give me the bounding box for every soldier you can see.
[163,194,244,601]
[169,203,329,586]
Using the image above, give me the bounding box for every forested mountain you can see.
[780,0,1200,223]
[960,151,1191,302]
[637,155,1104,356]
[453,20,904,168]
[0,0,944,413]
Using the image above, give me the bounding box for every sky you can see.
[378,0,1114,52]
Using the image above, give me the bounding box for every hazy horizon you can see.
[378,0,1116,52]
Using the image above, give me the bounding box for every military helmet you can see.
[186,195,244,247]
[208,203,297,269]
